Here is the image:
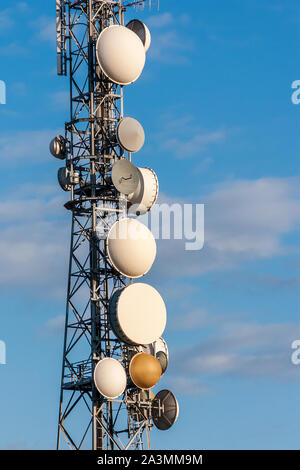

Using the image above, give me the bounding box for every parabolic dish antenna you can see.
[58,167,79,191]
[94,357,127,399]
[111,159,140,195]
[96,25,146,85]
[129,352,162,390]
[128,167,159,215]
[116,117,145,153]
[156,351,168,374]
[106,218,156,278]
[136,337,169,374]
[50,135,66,159]
[126,19,151,52]
[152,390,179,431]
[109,283,167,345]
[58,167,71,191]
[154,337,169,374]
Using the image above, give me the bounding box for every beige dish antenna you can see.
[96,25,146,85]
[106,218,156,278]
[109,283,167,345]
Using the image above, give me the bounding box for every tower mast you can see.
[55,0,154,450]
[52,0,175,452]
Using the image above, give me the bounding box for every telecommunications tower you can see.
[51,0,179,450]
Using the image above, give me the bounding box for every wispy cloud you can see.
[0,9,14,32]
[1,176,299,300]
[146,12,191,29]
[146,13,194,65]
[154,115,227,158]
[172,319,300,382]
[39,315,65,336]
[169,308,209,331]
[149,30,194,65]
[149,177,300,280]
[50,91,69,110]
[0,41,28,56]
[167,376,212,396]
[147,12,174,29]
[31,16,56,44]
[0,129,60,165]
[162,130,225,158]
[0,184,68,298]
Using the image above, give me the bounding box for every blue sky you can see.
[0,0,300,450]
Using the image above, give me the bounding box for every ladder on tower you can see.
[56,0,67,76]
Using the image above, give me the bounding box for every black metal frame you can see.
[56,0,157,451]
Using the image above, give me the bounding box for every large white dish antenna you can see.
[128,168,159,215]
[106,218,156,278]
[152,390,179,431]
[116,117,145,153]
[50,135,66,159]
[94,357,127,399]
[109,283,167,345]
[126,19,151,52]
[96,25,146,85]
[111,159,140,195]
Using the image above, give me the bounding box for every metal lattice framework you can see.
[56,0,159,450]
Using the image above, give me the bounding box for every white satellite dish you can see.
[128,168,159,215]
[50,135,67,159]
[96,25,146,85]
[116,117,145,153]
[106,218,156,278]
[109,283,167,345]
[58,167,79,191]
[152,390,179,431]
[94,357,127,399]
[111,159,140,195]
[154,337,169,374]
[126,19,151,52]
[136,337,168,374]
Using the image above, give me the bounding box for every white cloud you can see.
[145,12,194,64]
[0,41,28,56]
[0,129,60,164]
[147,12,173,29]
[205,177,300,256]
[169,308,209,331]
[167,376,212,396]
[17,2,29,12]
[0,9,14,32]
[172,320,300,381]
[149,177,300,280]
[41,315,65,335]
[154,115,227,158]
[162,130,225,158]
[1,176,299,300]
[32,17,56,44]
[0,184,69,298]
[0,220,68,289]
[50,91,69,110]
[149,30,194,65]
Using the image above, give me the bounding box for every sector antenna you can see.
[52,0,179,452]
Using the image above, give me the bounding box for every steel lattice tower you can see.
[55,0,159,450]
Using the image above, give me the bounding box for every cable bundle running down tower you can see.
[51,0,178,450]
